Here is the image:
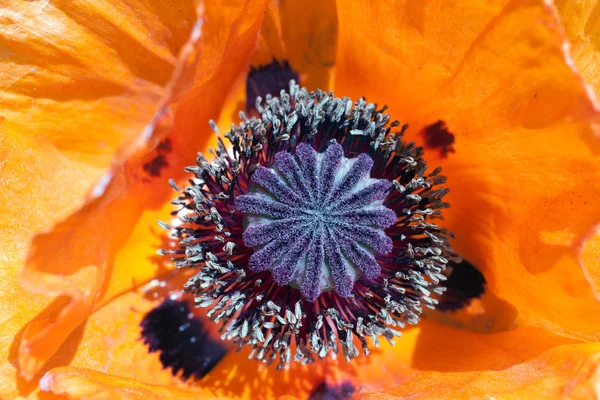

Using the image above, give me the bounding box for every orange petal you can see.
[204,322,584,399]
[356,342,600,399]
[554,0,600,99]
[334,0,600,338]
[40,367,209,400]
[250,1,286,66]
[32,283,594,399]
[17,0,270,382]
[251,0,338,89]
[0,1,201,397]
[581,224,600,295]
[1,0,200,179]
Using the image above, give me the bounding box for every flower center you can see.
[160,82,455,369]
[236,143,396,301]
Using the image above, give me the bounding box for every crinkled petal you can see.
[554,0,600,100]
[0,0,201,396]
[0,0,199,171]
[355,343,600,399]
[17,0,270,382]
[251,0,338,89]
[40,367,211,400]
[11,2,600,399]
[33,291,598,400]
[334,0,600,338]
[581,225,600,295]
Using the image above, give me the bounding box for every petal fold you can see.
[251,0,338,89]
[40,367,210,400]
[334,0,600,338]
[39,296,597,400]
[0,0,199,396]
[554,0,600,100]
[17,0,270,381]
[355,342,600,399]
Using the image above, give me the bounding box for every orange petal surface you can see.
[554,0,600,99]
[32,283,597,399]
[10,1,600,399]
[16,0,271,386]
[0,0,200,397]
[40,367,209,400]
[581,225,600,295]
[356,343,600,399]
[334,0,600,338]
[251,0,338,90]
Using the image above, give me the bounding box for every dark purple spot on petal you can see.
[437,259,486,311]
[142,139,173,177]
[421,120,455,158]
[246,59,300,113]
[308,381,356,400]
[157,138,172,153]
[143,154,168,177]
[140,299,227,380]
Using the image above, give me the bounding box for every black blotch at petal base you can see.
[308,381,356,400]
[437,259,486,312]
[246,59,300,113]
[140,299,228,380]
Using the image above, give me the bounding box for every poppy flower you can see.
[2,0,600,399]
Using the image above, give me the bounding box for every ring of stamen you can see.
[160,82,455,369]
